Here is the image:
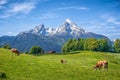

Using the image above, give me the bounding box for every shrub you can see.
[2,43,11,49]
[0,71,7,78]
[29,46,44,55]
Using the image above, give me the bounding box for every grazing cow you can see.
[11,48,20,56]
[48,50,56,54]
[61,59,67,63]
[94,60,108,70]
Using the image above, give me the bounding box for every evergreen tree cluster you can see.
[62,38,119,53]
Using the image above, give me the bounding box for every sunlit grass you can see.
[0,48,120,80]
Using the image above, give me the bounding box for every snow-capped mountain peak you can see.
[63,19,84,32]
[26,24,57,36]
[56,19,85,37]
[19,18,109,40]
[22,19,86,37]
[65,18,73,24]
[33,24,45,33]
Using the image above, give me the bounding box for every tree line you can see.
[62,38,120,53]
[1,38,120,54]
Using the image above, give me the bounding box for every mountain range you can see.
[0,19,110,52]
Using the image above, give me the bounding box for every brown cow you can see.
[48,50,56,54]
[61,59,67,63]
[94,60,108,70]
[11,48,20,56]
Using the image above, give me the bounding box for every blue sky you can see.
[0,0,120,40]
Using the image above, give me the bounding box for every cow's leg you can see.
[103,63,108,70]
[17,53,20,56]
[99,66,102,70]
[105,65,108,70]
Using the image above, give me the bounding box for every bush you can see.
[3,43,11,49]
[29,46,44,55]
[25,51,29,54]
[0,71,7,78]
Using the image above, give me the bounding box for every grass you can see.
[0,48,120,80]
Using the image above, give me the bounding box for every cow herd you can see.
[10,48,108,70]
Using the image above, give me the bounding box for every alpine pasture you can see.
[0,48,120,80]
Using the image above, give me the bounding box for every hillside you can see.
[0,48,120,80]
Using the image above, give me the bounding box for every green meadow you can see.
[0,48,120,80]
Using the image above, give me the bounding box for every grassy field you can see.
[0,48,120,80]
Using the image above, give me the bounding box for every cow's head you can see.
[93,65,98,70]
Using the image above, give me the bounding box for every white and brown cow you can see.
[94,60,108,70]
[61,59,67,63]
[11,48,20,56]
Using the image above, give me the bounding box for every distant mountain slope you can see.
[14,33,62,52]
[0,19,110,52]
[0,36,15,46]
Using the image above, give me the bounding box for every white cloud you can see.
[112,21,120,25]
[7,32,18,36]
[78,7,88,10]
[8,2,35,14]
[0,13,11,18]
[0,0,7,9]
[56,6,88,11]
[106,33,120,36]
[98,23,106,26]
[106,17,120,25]
[40,13,57,19]
[0,5,5,9]
[40,6,88,19]
[100,14,120,25]
[0,0,7,5]
[109,26,116,29]
[0,1,38,19]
